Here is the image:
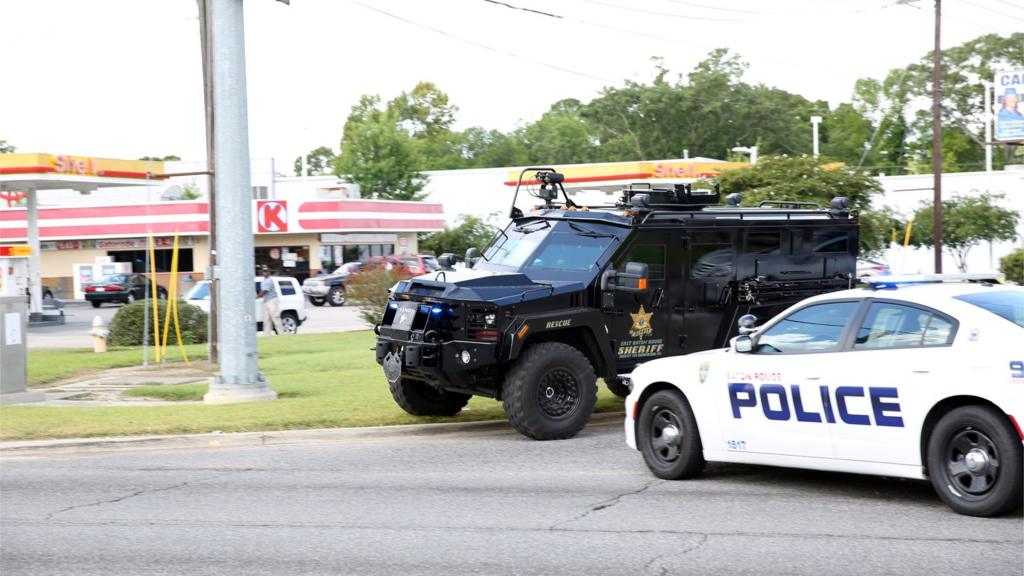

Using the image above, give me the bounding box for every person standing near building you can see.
[256,266,284,335]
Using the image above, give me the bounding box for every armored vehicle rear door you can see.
[680,230,738,353]
[607,230,682,374]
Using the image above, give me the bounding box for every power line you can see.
[480,0,562,19]
[959,0,1024,21]
[988,0,1024,10]
[346,0,615,83]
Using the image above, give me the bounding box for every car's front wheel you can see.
[390,378,470,416]
[637,390,705,480]
[328,287,345,307]
[502,342,597,440]
[926,405,1022,517]
[308,296,326,307]
[91,301,101,308]
[279,311,299,334]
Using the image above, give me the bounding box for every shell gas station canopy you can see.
[503,158,748,192]
[0,153,167,316]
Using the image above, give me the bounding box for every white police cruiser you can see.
[624,274,1024,516]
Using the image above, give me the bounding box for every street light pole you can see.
[203,0,275,404]
[931,0,944,273]
[810,116,822,158]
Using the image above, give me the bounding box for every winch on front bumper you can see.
[374,299,501,391]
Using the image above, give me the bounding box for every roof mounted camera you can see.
[509,167,576,219]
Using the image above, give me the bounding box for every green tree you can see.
[520,99,599,165]
[461,127,528,168]
[293,146,337,176]
[999,248,1024,285]
[853,33,1024,174]
[1000,248,1024,285]
[0,140,15,153]
[716,155,888,254]
[418,214,498,258]
[908,193,1021,272]
[139,155,181,161]
[335,95,426,201]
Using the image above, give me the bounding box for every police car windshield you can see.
[954,290,1024,328]
[480,221,616,275]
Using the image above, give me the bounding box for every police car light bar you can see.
[864,273,1002,290]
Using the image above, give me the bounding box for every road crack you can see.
[550,478,662,530]
[643,533,708,575]
[43,472,233,521]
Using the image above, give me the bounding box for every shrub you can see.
[1000,248,1024,285]
[345,267,412,326]
[107,300,208,347]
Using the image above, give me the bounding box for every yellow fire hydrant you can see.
[91,315,109,353]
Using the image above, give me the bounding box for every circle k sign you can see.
[257,200,288,233]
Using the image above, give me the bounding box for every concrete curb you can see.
[0,411,625,457]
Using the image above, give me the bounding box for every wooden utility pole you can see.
[931,0,943,273]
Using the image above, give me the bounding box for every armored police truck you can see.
[375,168,859,440]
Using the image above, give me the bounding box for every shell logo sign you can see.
[257,200,288,233]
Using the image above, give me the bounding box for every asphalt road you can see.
[26,300,369,349]
[2,422,1020,576]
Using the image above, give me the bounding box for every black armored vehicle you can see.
[375,168,859,440]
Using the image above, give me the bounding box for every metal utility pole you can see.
[931,0,943,273]
[198,0,218,364]
[203,0,276,404]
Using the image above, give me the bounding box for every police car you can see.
[624,274,1024,516]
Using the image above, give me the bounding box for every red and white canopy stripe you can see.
[0,199,444,241]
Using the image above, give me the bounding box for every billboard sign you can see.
[994,69,1024,142]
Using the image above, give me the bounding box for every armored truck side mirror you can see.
[465,247,481,268]
[737,314,758,335]
[437,253,457,270]
[732,335,753,353]
[615,262,650,293]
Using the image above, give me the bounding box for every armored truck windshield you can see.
[477,219,625,279]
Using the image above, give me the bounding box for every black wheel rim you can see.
[944,427,1000,497]
[648,407,684,464]
[536,368,580,418]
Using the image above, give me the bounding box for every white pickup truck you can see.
[184,276,308,334]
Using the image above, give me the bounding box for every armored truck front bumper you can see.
[375,328,499,390]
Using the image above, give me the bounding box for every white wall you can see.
[875,169,1024,274]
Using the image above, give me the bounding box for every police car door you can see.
[609,232,675,375]
[717,300,861,459]
[829,300,957,465]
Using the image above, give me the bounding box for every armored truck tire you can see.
[502,342,597,441]
[604,377,630,398]
[390,377,471,416]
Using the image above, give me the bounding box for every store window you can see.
[319,243,395,271]
[109,249,194,273]
[256,245,310,281]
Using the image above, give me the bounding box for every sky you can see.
[2,0,1021,170]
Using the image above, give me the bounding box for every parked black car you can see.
[302,261,363,307]
[84,273,167,307]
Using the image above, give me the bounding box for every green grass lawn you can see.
[27,345,208,387]
[1,332,624,441]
